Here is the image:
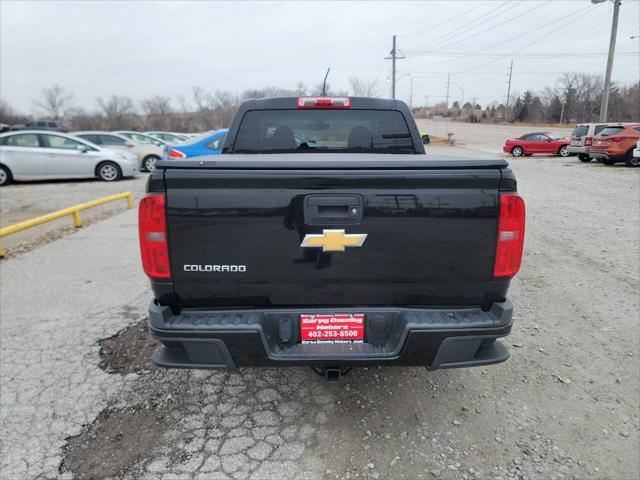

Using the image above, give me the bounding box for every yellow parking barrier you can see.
[0,191,133,257]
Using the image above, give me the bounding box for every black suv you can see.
[11,120,69,132]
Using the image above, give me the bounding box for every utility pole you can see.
[445,73,451,109]
[599,0,621,122]
[559,84,571,124]
[385,35,405,100]
[506,60,514,109]
[425,95,429,108]
[409,76,414,109]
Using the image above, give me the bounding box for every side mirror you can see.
[125,141,135,147]
[79,146,89,153]
[153,141,162,146]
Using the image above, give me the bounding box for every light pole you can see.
[592,0,621,122]
[387,73,411,106]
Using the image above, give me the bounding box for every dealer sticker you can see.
[300,313,365,344]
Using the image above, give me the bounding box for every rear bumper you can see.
[566,145,587,154]
[149,300,514,370]
[590,149,625,160]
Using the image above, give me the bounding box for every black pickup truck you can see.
[139,96,525,381]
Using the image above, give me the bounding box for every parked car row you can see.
[503,122,640,168]
[4,119,200,140]
[0,127,230,186]
[0,131,139,185]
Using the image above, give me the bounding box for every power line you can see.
[398,0,492,38]
[405,0,512,54]
[408,4,599,73]
[410,69,638,77]
[452,5,601,75]
[406,51,639,59]
[408,0,552,55]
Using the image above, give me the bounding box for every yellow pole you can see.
[72,210,82,228]
[0,191,132,258]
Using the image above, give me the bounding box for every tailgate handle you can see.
[304,195,364,225]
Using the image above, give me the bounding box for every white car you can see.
[0,131,138,186]
[73,131,164,172]
[116,131,168,146]
[634,139,640,159]
[145,131,189,144]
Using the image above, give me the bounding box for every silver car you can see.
[145,131,189,143]
[0,131,138,186]
[73,131,164,172]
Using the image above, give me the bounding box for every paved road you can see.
[0,147,638,480]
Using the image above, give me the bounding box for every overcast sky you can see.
[1,0,639,114]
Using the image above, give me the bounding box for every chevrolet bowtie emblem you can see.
[300,229,367,252]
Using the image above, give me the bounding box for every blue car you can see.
[165,129,228,159]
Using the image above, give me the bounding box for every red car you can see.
[503,132,570,157]
[589,123,640,167]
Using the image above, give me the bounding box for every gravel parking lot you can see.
[0,140,638,480]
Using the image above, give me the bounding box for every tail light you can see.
[139,194,171,278]
[584,136,592,146]
[493,193,526,278]
[297,97,351,109]
[168,148,186,159]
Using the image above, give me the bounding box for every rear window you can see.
[572,125,588,137]
[206,135,226,150]
[233,109,417,154]
[598,127,624,137]
[100,135,127,146]
[77,134,100,145]
[594,124,608,135]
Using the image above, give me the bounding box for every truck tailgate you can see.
[161,156,511,308]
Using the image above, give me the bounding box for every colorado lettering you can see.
[184,265,247,272]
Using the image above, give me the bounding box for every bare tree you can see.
[349,77,378,97]
[66,107,104,130]
[295,82,308,96]
[33,84,73,120]
[213,90,239,128]
[97,95,136,129]
[139,95,173,129]
[0,98,29,125]
[190,86,217,130]
[310,83,348,97]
